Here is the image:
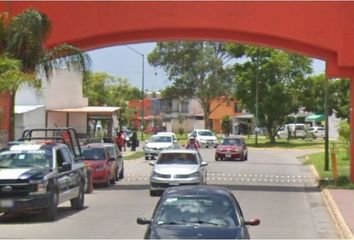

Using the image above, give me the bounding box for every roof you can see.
[305,114,325,122]
[47,106,120,113]
[15,105,44,114]
[162,185,233,198]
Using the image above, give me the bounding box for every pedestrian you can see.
[114,131,125,152]
[130,131,138,151]
[186,136,200,150]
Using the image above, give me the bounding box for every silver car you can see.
[149,149,208,196]
[143,134,179,160]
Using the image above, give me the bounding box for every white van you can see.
[277,124,307,139]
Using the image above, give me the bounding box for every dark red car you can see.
[82,145,117,187]
[215,136,248,161]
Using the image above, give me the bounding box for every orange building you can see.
[209,98,242,134]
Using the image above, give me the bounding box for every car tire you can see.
[115,169,119,181]
[43,190,58,221]
[215,157,219,161]
[104,177,111,187]
[150,189,159,197]
[110,175,116,184]
[145,156,149,160]
[71,183,84,210]
[119,165,124,179]
[244,153,248,161]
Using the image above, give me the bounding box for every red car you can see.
[215,136,248,161]
[82,145,117,187]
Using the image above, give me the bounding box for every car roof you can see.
[88,143,116,147]
[157,132,176,135]
[162,185,233,198]
[159,149,199,154]
[82,144,106,150]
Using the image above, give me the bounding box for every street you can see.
[0,148,338,239]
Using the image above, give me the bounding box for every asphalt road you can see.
[0,148,338,239]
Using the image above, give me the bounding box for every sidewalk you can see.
[323,189,354,239]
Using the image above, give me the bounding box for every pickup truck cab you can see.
[0,128,86,221]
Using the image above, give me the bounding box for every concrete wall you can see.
[15,107,46,139]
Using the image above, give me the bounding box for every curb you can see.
[321,189,354,239]
[309,164,353,239]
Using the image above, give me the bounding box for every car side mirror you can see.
[60,162,72,172]
[137,217,151,225]
[148,161,155,166]
[201,162,208,167]
[245,218,260,226]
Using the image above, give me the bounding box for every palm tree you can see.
[0,8,91,140]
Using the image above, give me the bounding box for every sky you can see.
[87,43,326,92]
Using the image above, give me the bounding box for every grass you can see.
[123,151,145,160]
[304,143,354,189]
[244,136,326,149]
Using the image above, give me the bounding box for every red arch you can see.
[1,1,354,180]
[2,1,354,77]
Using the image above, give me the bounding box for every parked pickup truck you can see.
[0,128,87,221]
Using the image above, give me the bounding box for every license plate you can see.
[0,200,14,208]
[226,154,232,158]
[169,181,180,186]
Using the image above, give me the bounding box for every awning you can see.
[47,106,120,114]
[305,114,325,122]
[15,105,44,114]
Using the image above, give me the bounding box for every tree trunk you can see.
[8,92,15,141]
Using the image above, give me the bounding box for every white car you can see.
[309,126,325,139]
[148,149,208,196]
[277,124,307,139]
[143,134,179,160]
[189,129,218,148]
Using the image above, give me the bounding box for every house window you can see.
[181,101,188,113]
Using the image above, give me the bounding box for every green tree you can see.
[0,8,91,140]
[83,72,141,128]
[227,45,312,143]
[148,41,234,128]
[299,74,350,120]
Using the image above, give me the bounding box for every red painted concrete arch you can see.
[1,1,354,181]
[2,1,354,78]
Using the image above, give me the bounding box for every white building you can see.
[15,69,120,140]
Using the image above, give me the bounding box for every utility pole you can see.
[324,78,329,171]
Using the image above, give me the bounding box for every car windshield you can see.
[156,153,198,165]
[82,148,106,160]
[0,149,53,168]
[198,131,214,136]
[150,136,172,143]
[154,196,239,227]
[221,138,242,146]
[105,146,116,158]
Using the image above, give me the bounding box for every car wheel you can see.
[43,190,58,221]
[145,156,149,160]
[71,182,84,210]
[215,157,219,161]
[244,153,248,161]
[240,154,245,161]
[104,177,111,187]
[119,165,124,179]
[109,175,116,184]
[150,189,159,197]
[115,169,119,181]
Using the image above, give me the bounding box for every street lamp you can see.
[126,45,145,140]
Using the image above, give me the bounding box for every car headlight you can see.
[30,179,48,194]
[189,172,201,178]
[151,172,165,178]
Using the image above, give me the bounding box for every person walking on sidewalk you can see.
[130,131,138,151]
[115,131,125,152]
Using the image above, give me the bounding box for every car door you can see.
[197,152,207,184]
[55,147,75,203]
